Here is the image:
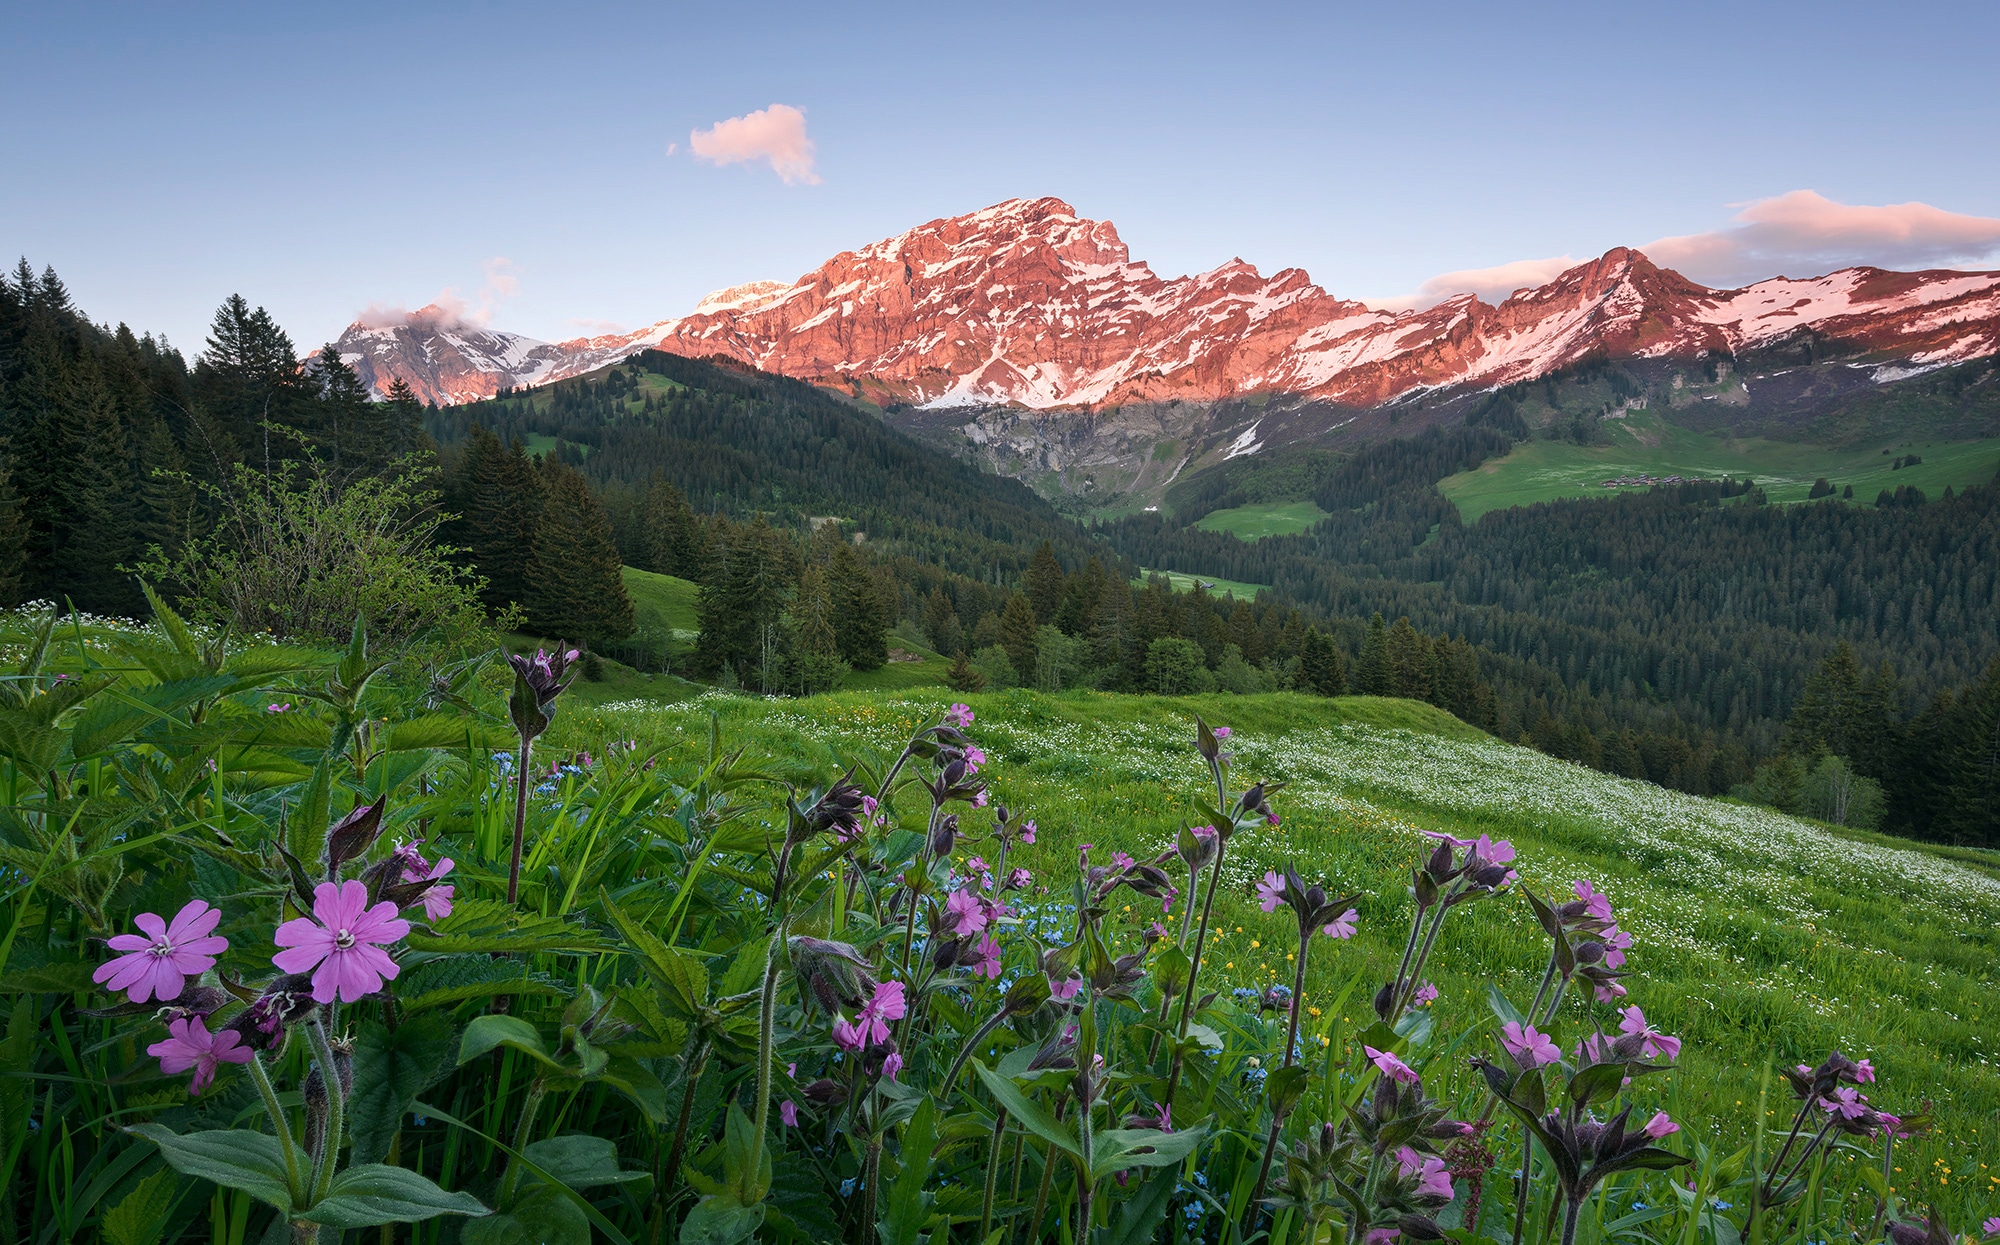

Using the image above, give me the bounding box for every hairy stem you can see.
[498,1080,547,1208]
[246,1054,304,1205]
[661,1040,708,1203]
[1248,927,1313,1219]
[1163,840,1228,1113]
[305,1019,345,1205]
[506,736,532,906]
[978,1110,1008,1245]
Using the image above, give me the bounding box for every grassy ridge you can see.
[550,688,2000,1215]
[1440,412,2000,521]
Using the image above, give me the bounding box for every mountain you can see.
[334,196,2000,411]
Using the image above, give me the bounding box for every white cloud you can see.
[687,103,820,185]
[1640,190,2000,287]
[353,257,522,331]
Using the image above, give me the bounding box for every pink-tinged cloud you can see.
[354,257,521,330]
[1641,190,2000,286]
[1373,254,1580,310]
[688,104,820,185]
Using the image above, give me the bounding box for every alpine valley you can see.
[331,196,2000,509]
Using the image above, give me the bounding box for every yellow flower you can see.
[1308,1006,1322,1017]
[1250,940,1261,949]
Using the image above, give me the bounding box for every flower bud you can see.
[323,795,387,874]
[789,936,875,1015]
[930,814,959,859]
[507,647,576,742]
[1399,1215,1447,1241]
[1373,980,1396,1021]
[802,1078,849,1107]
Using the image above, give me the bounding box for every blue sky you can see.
[5,0,1998,353]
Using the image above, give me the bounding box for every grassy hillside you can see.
[1136,567,1271,599]
[549,688,2000,1214]
[1194,499,1330,539]
[1440,410,2000,521]
[620,565,700,631]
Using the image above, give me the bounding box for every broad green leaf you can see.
[125,1125,294,1212]
[288,758,333,869]
[679,1194,764,1245]
[384,714,504,752]
[1487,984,1528,1029]
[301,1163,489,1227]
[394,955,567,1013]
[101,1166,181,1245]
[407,898,608,955]
[720,1105,770,1205]
[878,1097,938,1245]
[0,961,97,994]
[347,1013,457,1165]
[70,676,236,758]
[522,1135,646,1190]
[457,1014,561,1071]
[1568,1061,1628,1108]
[599,889,707,1017]
[1181,1023,1225,1052]
[1265,1065,1311,1119]
[463,1183,590,1245]
[1089,1126,1204,1179]
[971,1062,1080,1160]
[1104,1167,1177,1245]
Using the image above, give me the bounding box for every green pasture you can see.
[1136,567,1271,600]
[1439,411,2000,521]
[1194,499,1330,539]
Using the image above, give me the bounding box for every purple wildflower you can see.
[93,900,229,1004]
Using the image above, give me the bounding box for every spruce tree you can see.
[828,543,887,670]
[382,377,425,458]
[1297,627,1346,696]
[921,585,962,654]
[641,476,702,578]
[696,519,798,685]
[0,441,26,607]
[1355,612,1392,695]
[999,591,1039,683]
[522,459,634,642]
[1781,642,1863,759]
[1025,541,1065,625]
[1934,657,2000,846]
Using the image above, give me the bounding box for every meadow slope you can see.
[552,688,2000,1213]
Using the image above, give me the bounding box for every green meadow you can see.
[1438,411,2000,522]
[1193,500,1331,539]
[555,687,2000,1216]
[1136,567,1272,599]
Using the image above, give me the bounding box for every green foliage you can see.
[137,446,494,652]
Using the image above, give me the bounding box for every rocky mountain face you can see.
[333,197,2000,414]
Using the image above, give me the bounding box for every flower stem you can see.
[1248,927,1313,1218]
[1163,840,1228,1114]
[942,1008,1011,1100]
[978,1110,1008,1244]
[506,735,532,907]
[748,929,782,1187]
[305,1018,345,1205]
[247,1054,305,1205]
[498,1080,547,1208]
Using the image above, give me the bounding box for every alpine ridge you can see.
[332,197,2000,410]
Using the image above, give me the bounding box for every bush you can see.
[137,448,495,654]
[1145,635,1209,694]
[970,643,1018,690]
[1802,753,1885,829]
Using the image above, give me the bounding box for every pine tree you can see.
[1355,613,1392,695]
[1781,642,1863,759]
[522,459,634,642]
[795,563,838,658]
[1025,541,1065,625]
[1296,626,1346,696]
[921,585,963,654]
[1933,657,2000,846]
[828,543,887,670]
[382,377,425,458]
[696,519,798,685]
[641,476,703,578]
[945,650,988,693]
[999,591,1039,683]
[306,345,374,473]
[0,441,26,607]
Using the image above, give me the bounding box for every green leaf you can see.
[1486,984,1527,1030]
[877,1096,938,1245]
[394,955,567,1013]
[971,1062,1080,1160]
[301,1164,489,1227]
[1598,1145,1694,1176]
[347,1013,457,1165]
[0,960,98,994]
[1104,1167,1178,1245]
[384,714,504,753]
[101,1166,182,1245]
[70,676,237,758]
[679,1194,764,1245]
[289,757,333,869]
[1568,1061,1628,1108]
[721,1105,771,1205]
[124,1125,294,1212]
[599,889,708,1017]
[1265,1064,1311,1119]
[407,898,608,955]
[1180,1023,1225,1052]
[463,1185,590,1245]
[1089,1127,1204,1179]
[456,1014,562,1071]
[522,1135,646,1190]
